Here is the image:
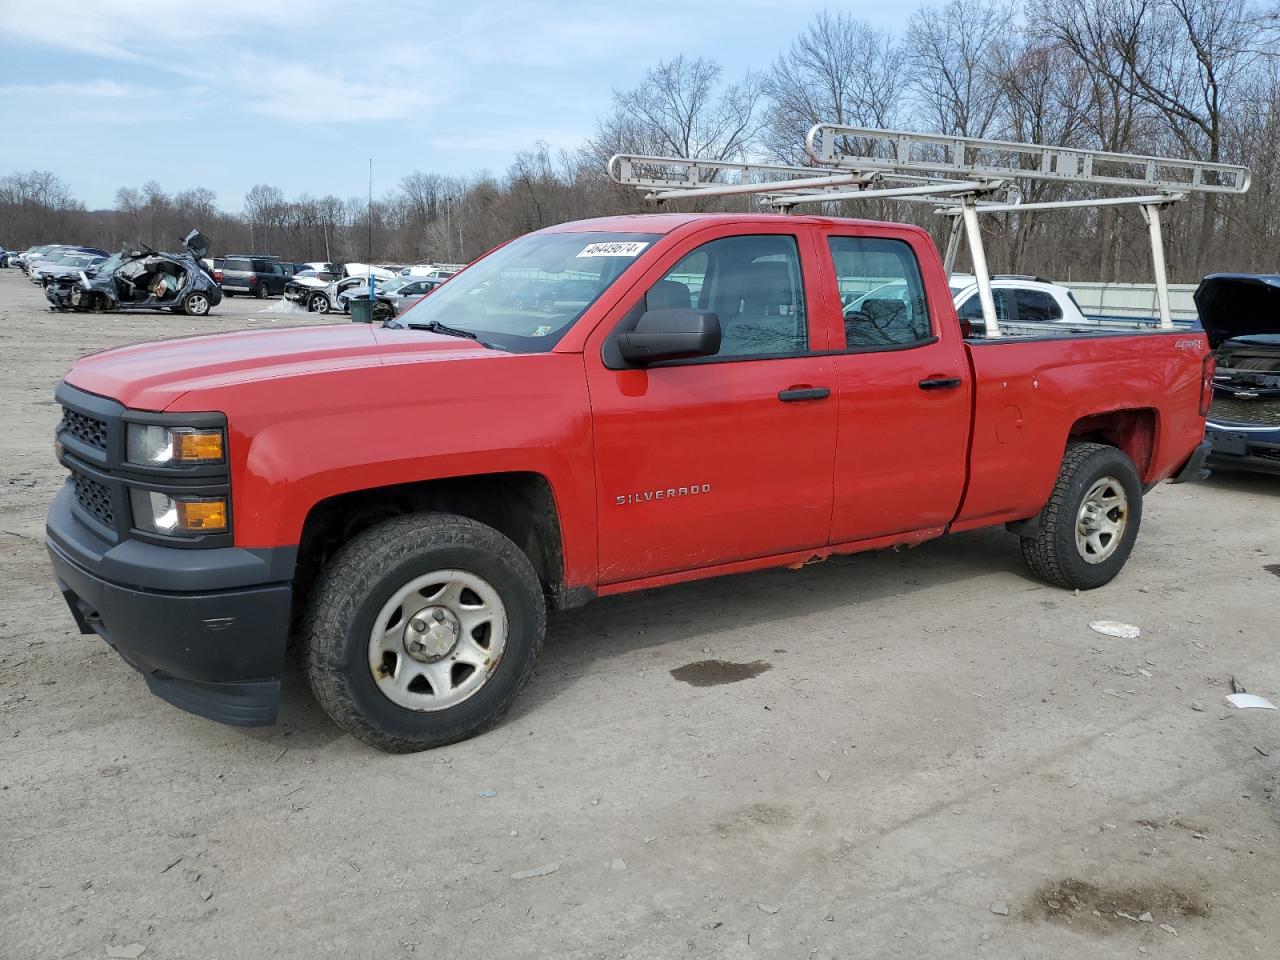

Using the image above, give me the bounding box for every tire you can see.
[182,291,211,316]
[1020,441,1143,590]
[254,283,270,299]
[304,513,546,753]
[372,300,394,323]
[308,293,329,314]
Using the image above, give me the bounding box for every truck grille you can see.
[1209,394,1280,427]
[60,407,108,450]
[71,470,114,526]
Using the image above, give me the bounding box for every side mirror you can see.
[616,308,721,365]
[957,316,972,338]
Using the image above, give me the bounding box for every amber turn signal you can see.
[176,498,228,532]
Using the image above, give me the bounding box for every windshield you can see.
[93,252,126,274]
[393,231,659,352]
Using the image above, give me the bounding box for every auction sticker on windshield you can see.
[577,241,649,258]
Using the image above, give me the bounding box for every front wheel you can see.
[308,293,329,314]
[372,300,394,323]
[304,513,546,752]
[1020,441,1143,590]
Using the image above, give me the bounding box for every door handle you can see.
[778,387,831,402]
[918,377,962,390]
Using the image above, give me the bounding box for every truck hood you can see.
[64,323,488,410]
[1193,274,1280,349]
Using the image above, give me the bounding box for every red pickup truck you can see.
[47,213,1213,751]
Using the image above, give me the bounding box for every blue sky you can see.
[0,1,921,212]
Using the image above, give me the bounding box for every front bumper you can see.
[1206,422,1280,476]
[46,484,296,726]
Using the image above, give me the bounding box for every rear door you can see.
[585,224,838,584]
[818,226,972,542]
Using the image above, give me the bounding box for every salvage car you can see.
[283,272,371,313]
[283,264,397,313]
[45,230,221,317]
[1197,274,1280,475]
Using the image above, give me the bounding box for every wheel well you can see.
[292,472,567,624]
[1068,409,1157,480]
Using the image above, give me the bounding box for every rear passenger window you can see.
[828,237,932,348]
[1014,289,1061,322]
[643,235,808,359]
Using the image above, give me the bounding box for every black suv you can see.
[219,254,289,298]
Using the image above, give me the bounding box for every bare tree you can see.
[906,0,1016,137]
[762,12,906,163]
[592,55,763,162]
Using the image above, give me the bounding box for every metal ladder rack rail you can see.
[805,125,1252,195]
[608,126,1253,337]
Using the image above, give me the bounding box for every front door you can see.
[818,228,972,542]
[586,226,839,584]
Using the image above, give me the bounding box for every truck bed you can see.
[952,326,1209,531]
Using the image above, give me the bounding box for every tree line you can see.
[3,0,1277,283]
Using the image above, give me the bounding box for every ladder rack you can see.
[608,125,1252,337]
[805,125,1251,195]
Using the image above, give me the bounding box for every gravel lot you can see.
[1,267,1278,959]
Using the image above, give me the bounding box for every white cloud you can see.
[0,79,145,98]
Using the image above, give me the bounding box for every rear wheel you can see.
[304,513,545,752]
[254,283,270,299]
[1020,441,1142,590]
[182,291,211,316]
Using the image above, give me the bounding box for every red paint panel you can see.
[811,222,973,542]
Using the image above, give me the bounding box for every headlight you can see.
[126,424,224,465]
[130,489,228,535]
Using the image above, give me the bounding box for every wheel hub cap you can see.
[367,569,509,712]
[403,606,459,661]
[1075,476,1128,564]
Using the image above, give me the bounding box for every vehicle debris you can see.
[104,944,146,959]
[757,903,780,914]
[990,901,1009,916]
[1225,693,1277,710]
[1089,621,1141,639]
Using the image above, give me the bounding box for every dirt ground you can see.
[1,267,1278,959]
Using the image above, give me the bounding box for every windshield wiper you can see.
[399,319,508,352]
[405,320,479,340]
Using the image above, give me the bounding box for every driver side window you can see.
[643,234,808,359]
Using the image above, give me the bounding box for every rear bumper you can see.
[1205,422,1280,476]
[46,485,295,726]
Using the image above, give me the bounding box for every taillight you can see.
[213,270,223,282]
[247,274,257,283]
[1199,353,1215,417]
